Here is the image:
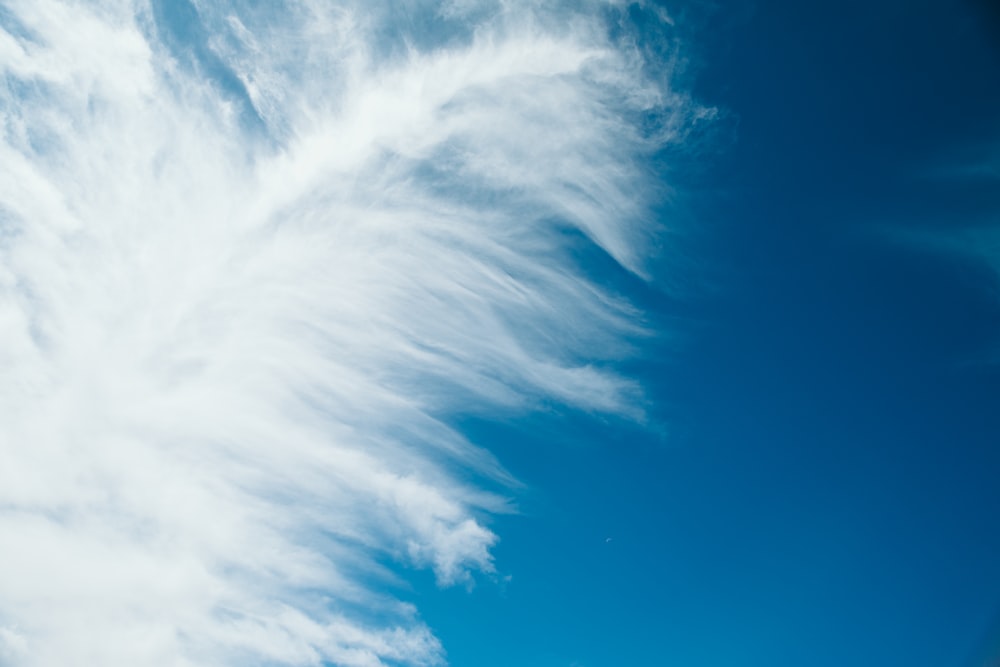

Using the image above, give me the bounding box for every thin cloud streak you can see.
[0,1,697,664]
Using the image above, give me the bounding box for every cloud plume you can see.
[0,1,693,664]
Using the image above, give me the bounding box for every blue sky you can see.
[412,2,1000,666]
[0,1,998,666]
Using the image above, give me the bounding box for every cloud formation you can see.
[0,1,695,664]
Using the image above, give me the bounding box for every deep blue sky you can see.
[414,2,1000,666]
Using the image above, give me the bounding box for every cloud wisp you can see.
[0,1,694,664]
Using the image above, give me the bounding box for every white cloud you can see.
[0,1,695,664]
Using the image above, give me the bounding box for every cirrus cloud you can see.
[0,1,699,664]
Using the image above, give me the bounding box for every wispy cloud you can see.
[0,1,696,664]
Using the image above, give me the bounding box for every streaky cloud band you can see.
[0,1,700,664]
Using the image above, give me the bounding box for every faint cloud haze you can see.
[0,1,698,664]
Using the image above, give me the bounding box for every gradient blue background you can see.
[410,1,1000,665]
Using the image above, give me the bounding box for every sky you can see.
[0,1,998,666]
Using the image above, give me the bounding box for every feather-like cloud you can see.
[0,1,696,664]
